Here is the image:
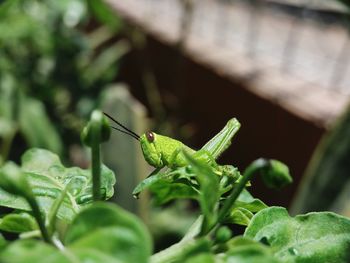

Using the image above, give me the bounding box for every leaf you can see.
[0,240,71,263]
[65,202,152,263]
[150,178,199,205]
[0,212,38,233]
[19,97,63,155]
[0,233,6,249]
[0,117,16,138]
[84,40,129,86]
[232,189,268,213]
[244,207,350,263]
[224,237,281,263]
[183,151,220,234]
[226,207,253,226]
[0,148,116,222]
[87,0,123,30]
[71,248,122,263]
[132,168,163,197]
[0,161,33,199]
[133,166,197,199]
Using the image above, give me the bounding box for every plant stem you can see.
[0,129,16,165]
[91,123,102,201]
[52,236,81,263]
[82,110,109,202]
[19,230,41,239]
[181,215,203,242]
[201,159,268,236]
[150,238,208,263]
[48,184,70,236]
[27,198,52,244]
[217,158,268,223]
[150,240,191,263]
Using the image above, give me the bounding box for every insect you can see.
[103,112,241,170]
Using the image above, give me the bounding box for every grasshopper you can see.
[103,113,240,171]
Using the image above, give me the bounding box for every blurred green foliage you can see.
[0,0,128,162]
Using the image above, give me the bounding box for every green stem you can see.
[19,230,41,239]
[181,216,203,242]
[201,159,268,236]
[48,184,70,236]
[0,129,16,165]
[91,121,102,201]
[150,238,208,263]
[27,198,52,244]
[217,158,268,223]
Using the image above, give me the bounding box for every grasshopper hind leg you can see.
[192,149,217,166]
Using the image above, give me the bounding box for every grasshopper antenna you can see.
[103,112,140,140]
[111,126,140,141]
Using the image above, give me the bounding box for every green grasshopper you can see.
[104,113,241,170]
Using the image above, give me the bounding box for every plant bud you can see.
[261,159,292,189]
[216,226,232,243]
[81,110,111,147]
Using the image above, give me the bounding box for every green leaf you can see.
[0,233,6,250]
[19,97,62,155]
[65,202,152,263]
[71,248,123,263]
[132,168,163,197]
[225,237,281,263]
[226,207,253,226]
[182,151,220,234]
[0,240,71,263]
[0,148,116,222]
[133,166,196,199]
[0,161,33,200]
[244,207,350,262]
[149,178,199,205]
[0,212,37,233]
[233,189,268,213]
[83,40,129,86]
[87,0,123,30]
[0,117,16,138]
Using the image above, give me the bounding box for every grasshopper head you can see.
[140,132,164,168]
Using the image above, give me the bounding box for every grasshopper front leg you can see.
[168,147,183,168]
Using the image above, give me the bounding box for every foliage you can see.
[0,0,128,161]
[0,148,115,223]
[245,207,350,262]
[0,110,349,263]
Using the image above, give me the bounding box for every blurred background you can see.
[1,0,350,250]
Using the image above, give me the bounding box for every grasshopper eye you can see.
[146,132,155,142]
